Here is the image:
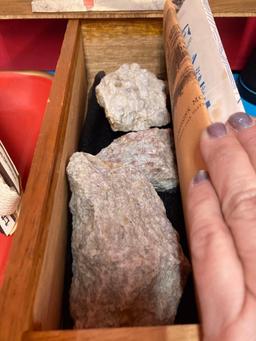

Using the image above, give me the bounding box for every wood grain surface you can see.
[33,23,87,331]
[81,18,165,86]
[0,20,83,341]
[25,325,201,341]
[0,0,256,18]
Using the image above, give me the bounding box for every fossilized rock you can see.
[97,128,178,191]
[67,153,189,329]
[96,63,170,132]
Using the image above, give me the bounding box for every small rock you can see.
[97,128,178,191]
[96,63,170,132]
[67,153,189,329]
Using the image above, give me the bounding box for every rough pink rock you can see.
[67,153,189,329]
[97,128,178,192]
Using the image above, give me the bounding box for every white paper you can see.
[178,0,244,123]
[0,142,21,236]
[32,0,165,12]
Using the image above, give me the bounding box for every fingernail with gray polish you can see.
[207,122,227,138]
[228,112,253,131]
[193,170,209,185]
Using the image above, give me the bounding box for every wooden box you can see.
[0,4,254,339]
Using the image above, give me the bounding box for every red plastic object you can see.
[0,72,52,286]
[0,19,255,72]
[0,20,67,70]
[216,18,256,70]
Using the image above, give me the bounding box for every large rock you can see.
[96,63,170,132]
[97,128,178,192]
[67,153,189,329]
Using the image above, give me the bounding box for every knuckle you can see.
[187,191,208,213]
[187,182,213,214]
[190,222,219,261]
[224,188,256,222]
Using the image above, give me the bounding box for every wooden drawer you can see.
[0,16,201,341]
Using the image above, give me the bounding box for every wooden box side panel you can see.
[33,24,87,331]
[24,325,200,341]
[81,18,165,86]
[0,20,84,341]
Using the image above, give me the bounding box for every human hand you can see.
[187,112,256,341]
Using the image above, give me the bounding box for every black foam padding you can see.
[175,273,198,324]
[63,71,198,328]
[78,71,124,154]
[157,189,198,324]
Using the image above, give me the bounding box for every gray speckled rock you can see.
[96,63,170,132]
[67,153,189,329]
[97,128,178,192]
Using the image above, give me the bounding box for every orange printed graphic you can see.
[84,0,94,9]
